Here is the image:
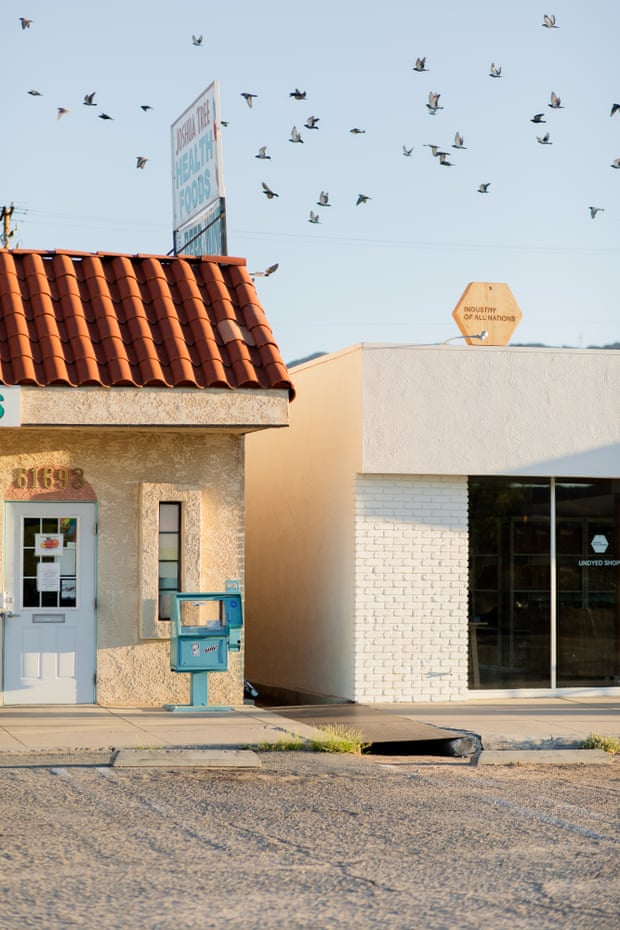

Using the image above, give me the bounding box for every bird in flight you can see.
[317,191,331,207]
[140,105,153,112]
[83,92,96,106]
[289,89,306,100]
[255,146,271,160]
[356,194,371,205]
[610,158,620,169]
[452,132,466,149]
[402,145,414,156]
[350,127,366,134]
[489,63,502,78]
[98,112,113,120]
[136,156,148,169]
[478,183,491,193]
[588,207,604,218]
[413,57,428,72]
[537,132,552,144]
[19,17,32,29]
[610,103,620,117]
[304,116,319,130]
[262,182,279,199]
[549,91,563,109]
[531,113,546,124]
[241,92,257,107]
[308,211,320,224]
[57,107,69,119]
[438,152,453,166]
[263,263,279,276]
[27,89,43,96]
[289,126,304,143]
[192,35,203,46]
[427,92,443,114]
[542,14,558,28]
[425,144,441,156]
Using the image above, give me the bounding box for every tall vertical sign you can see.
[171,81,227,256]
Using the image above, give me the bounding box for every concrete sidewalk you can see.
[0,695,618,756]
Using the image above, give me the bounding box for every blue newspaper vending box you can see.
[165,581,243,712]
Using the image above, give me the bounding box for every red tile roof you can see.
[0,250,294,397]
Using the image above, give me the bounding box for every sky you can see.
[3,1,620,364]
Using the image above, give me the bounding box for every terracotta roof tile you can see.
[0,250,294,397]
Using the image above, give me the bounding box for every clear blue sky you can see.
[4,1,619,363]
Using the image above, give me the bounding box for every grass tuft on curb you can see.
[256,724,370,755]
[582,732,620,755]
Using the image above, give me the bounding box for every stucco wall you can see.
[0,429,246,706]
[245,349,363,701]
[361,345,620,477]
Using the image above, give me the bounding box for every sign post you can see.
[452,282,523,345]
[171,81,226,255]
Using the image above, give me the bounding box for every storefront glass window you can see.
[469,477,620,689]
[158,503,181,620]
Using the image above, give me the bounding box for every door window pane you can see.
[556,480,620,686]
[469,478,551,689]
[22,516,78,609]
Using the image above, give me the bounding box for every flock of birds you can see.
[14,10,620,249]
[224,11,619,226]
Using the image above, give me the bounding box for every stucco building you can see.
[245,343,620,704]
[0,248,293,706]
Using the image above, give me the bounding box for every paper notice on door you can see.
[35,533,64,557]
[36,561,61,593]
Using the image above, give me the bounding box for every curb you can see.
[476,748,613,766]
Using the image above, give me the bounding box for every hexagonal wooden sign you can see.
[452,282,523,345]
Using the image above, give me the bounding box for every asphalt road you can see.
[0,752,618,929]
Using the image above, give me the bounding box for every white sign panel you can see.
[171,81,225,230]
[174,201,226,256]
[0,386,21,427]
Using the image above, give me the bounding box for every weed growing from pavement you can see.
[256,724,369,755]
[583,732,620,754]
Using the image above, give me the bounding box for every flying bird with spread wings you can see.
[308,211,320,224]
[402,145,414,156]
[589,207,604,218]
[289,89,307,100]
[136,156,148,169]
[537,132,552,144]
[413,57,428,72]
[316,191,331,207]
[27,89,42,96]
[57,107,69,119]
[255,146,271,159]
[192,35,203,46]
[549,91,563,109]
[610,103,620,117]
[489,63,502,78]
[478,183,491,193]
[19,17,32,29]
[83,92,96,106]
[304,116,319,130]
[452,132,466,149]
[262,182,279,198]
[531,113,546,123]
[542,14,558,28]
[241,92,257,107]
[426,92,443,114]
[356,194,371,205]
[289,126,304,143]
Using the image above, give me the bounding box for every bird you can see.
[531,113,546,123]
[263,263,279,276]
[140,105,153,112]
[98,112,113,120]
[413,57,428,72]
[220,120,229,127]
[19,17,32,29]
[350,127,366,134]
[255,146,271,159]
[304,116,319,130]
[261,182,279,198]
[588,207,604,218]
[289,125,304,143]
[83,92,96,106]
[478,183,491,193]
[438,152,453,166]
[192,35,203,46]
[537,132,552,144]
[424,144,441,156]
[136,156,148,169]
[611,103,620,118]
[426,91,443,114]
[57,107,69,119]
[549,91,563,109]
[542,13,558,28]
[402,145,414,156]
[317,191,331,207]
[610,158,620,169]
[308,211,320,223]
[452,132,466,149]
[289,88,306,100]
[27,89,43,96]
[489,63,502,78]
[241,92,257,107]
[356,194,371,205]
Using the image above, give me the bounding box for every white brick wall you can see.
[353,475,469,702]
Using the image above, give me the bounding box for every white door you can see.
[3,502,97,704]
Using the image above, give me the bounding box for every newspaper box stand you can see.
[164,581,243,712]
